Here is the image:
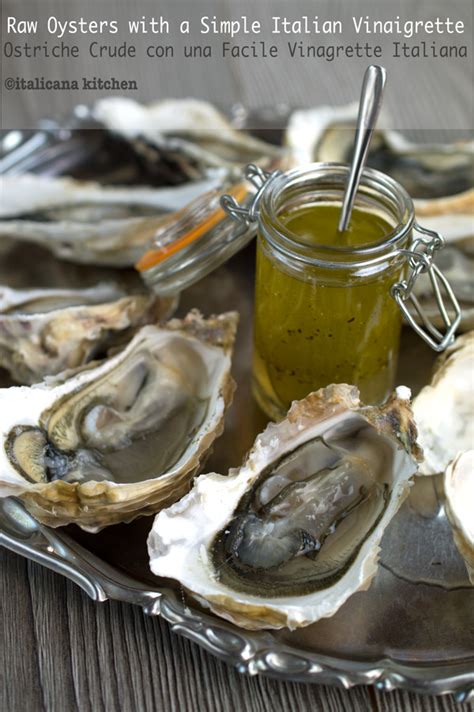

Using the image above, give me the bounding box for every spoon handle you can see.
[338,65,387,233]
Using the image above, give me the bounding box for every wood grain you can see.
[1,548,471,712]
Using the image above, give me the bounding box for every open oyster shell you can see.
[0,283,175,384]
[0,174,221,266]
[286,104,474,330]
[94,97,281,179]
[413,332,473,475]
[0,310,238,531]
[286,103,473,212]
[148,384,421,630]
[444,451,474,584]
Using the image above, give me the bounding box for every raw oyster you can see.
[413,332,473,475]
[444,451,474,584]
[0,311,238,531]
[0,173,222,266]
[94,97,281,179]
[286,103,474,330]
[286,103,473,208]
[148,384,421,630]
[0,283,175,384]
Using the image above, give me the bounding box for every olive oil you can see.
[253,203,403,419]
[280,203,391,248]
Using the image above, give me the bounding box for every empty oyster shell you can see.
[444,451,474,584]
[286,103,474,330]
[0,283,123,313]
[413,332,473,475]
[0,283,175,384]
[0,311,238,531]
[148,384,421,630]
[0,174,222,266]
[94,98,281,179]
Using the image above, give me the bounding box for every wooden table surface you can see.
[1,0,472,709]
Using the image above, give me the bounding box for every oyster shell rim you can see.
[0,309,238,531]
[0,284,177,385]
[148,384,421,630]
[286,101,474,213]
[413,332,474,476]
[444,450,474,584]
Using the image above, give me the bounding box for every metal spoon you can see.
[338,65,387,233]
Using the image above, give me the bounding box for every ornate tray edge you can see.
[0,114,473,703]
[1,499,473,703]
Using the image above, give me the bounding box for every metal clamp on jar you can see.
[222,162,461,419]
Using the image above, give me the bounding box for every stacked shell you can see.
[412,332,474,583]
[0,174,222,266]
[413,332,473,476]
[0,283,176,384]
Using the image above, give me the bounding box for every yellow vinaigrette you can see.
[253,203,404,418]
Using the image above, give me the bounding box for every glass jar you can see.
[138,162,460,422]
[250,163,438,419]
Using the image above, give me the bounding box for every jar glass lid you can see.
[137,166,279,295]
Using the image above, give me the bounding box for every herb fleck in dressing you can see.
[253,203,403,418]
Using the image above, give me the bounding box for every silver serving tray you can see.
[0,125,473,702]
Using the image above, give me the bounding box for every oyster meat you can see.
[0,173,222,266]
[286,103,474,330]
[94,97,281,179]
[0,310,238,530]
[286,103,473,209]
[413,332,474,475]
[444,451,474,584]
[0,283,175,384]
[148,384,421,630]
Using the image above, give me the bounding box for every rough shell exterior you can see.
[0,174,221,266]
